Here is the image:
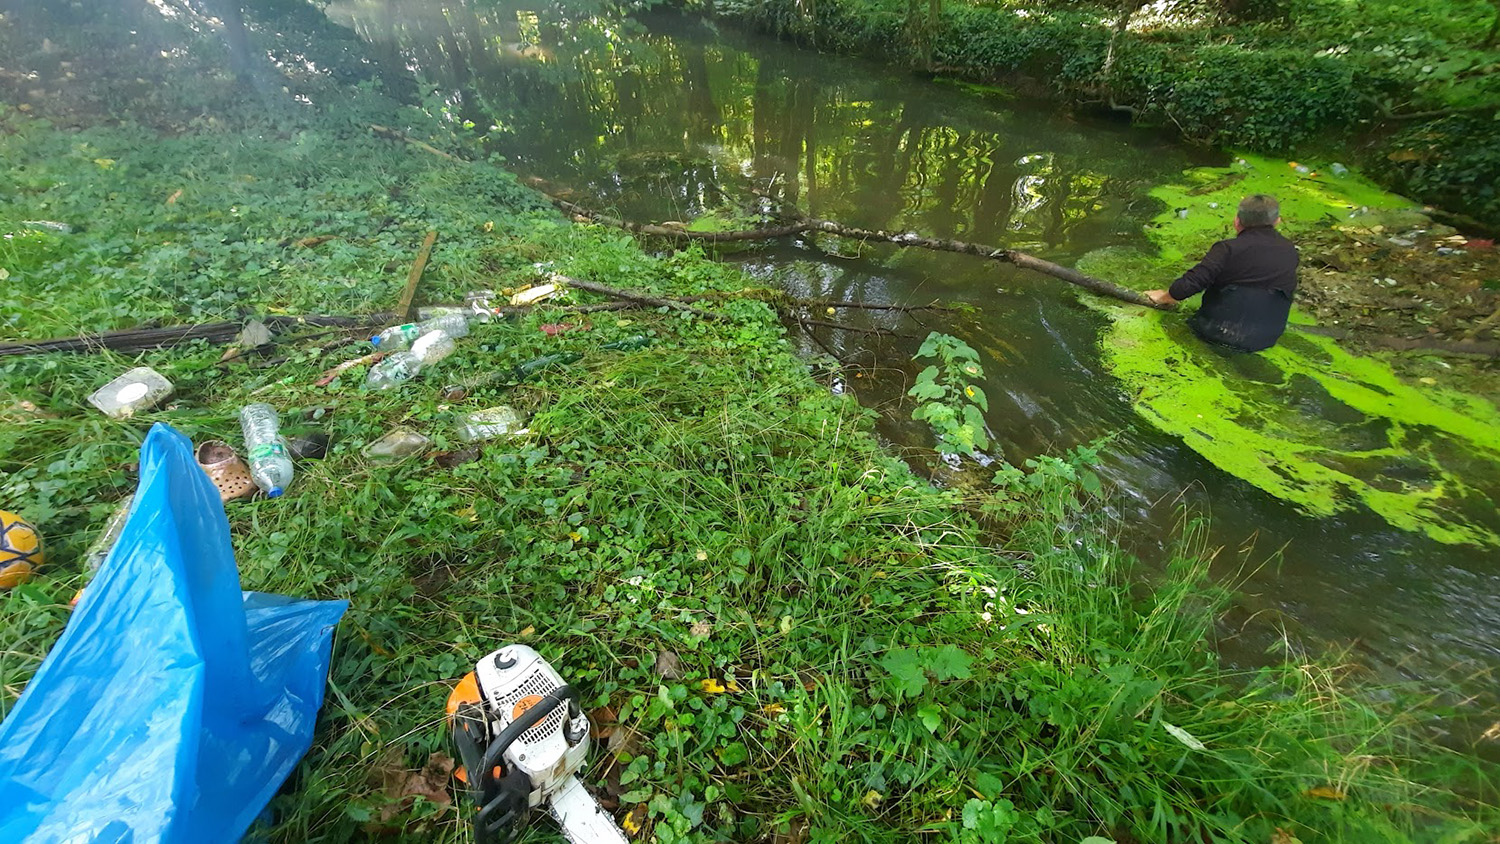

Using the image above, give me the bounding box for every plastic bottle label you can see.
[385,357,418,379]
[249,442,288,461]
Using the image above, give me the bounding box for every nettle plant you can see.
[907,332,989,457]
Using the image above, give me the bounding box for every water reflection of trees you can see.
[328,0,1160,254]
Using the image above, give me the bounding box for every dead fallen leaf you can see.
[369,751,455,825]
[589,705,618,739]
[623,803,649,837]
[435,447,481,469]
[654,649,682,680]
[1271,827,1304,844]
[1304,785,1347,801]
[165,189,182,204]
[700,678,726,694]
[295,234,338,248]
[690,621,712,638]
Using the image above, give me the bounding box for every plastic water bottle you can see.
[371,313,474,350]
[239,403,294,498]
[366,330,458,390]
[413,329,457,362]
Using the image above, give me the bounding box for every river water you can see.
[325,1,1497,731]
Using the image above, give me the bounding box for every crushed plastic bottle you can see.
[363,428,431,461]
[239,403,294,498]
[456,406,529,443]
[88,367,174,419]
[372,313,475,350]
[83,495,134,572]
[1329,162,1349,177]
[411,329,457,363]
[366,351,421,390]
[366,329,458,390]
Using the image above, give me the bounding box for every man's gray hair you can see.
[1238,194,1280,228]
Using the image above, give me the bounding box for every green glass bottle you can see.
[600,334,653,351]
[512,351,582,381]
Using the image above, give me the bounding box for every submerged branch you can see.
[548,196,1168,310]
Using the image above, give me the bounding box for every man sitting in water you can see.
[1144,194,1299,353]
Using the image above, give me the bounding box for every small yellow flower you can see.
[482,220,495,232]
[568,531,582,542]
[694,549,707,561]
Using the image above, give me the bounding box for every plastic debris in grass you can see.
[88,366,173,418]
[0,423,347,842]
[364,428,432,460]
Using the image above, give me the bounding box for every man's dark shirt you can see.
[1168,225,1299,352]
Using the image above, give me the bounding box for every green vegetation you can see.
[1,3,1498,843]
[1078,154,1500,546]
[907,332,990,457]
[713,0,1500,226]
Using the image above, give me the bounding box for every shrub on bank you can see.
[720,0,1499,225]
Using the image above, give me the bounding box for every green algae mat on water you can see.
[1080,154,1500,547]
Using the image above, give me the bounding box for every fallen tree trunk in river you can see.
[548,196,1169,311]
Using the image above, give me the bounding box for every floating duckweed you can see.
[1083,155,1500,546]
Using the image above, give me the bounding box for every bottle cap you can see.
[370,335,382,345]
[267,487,284,498]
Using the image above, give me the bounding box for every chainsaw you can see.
[447,644,629,844]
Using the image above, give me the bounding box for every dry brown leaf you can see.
[1304,785,1347,801]
[654,649,682,680]
[1271,827,1304,844]
[622,803,649,838]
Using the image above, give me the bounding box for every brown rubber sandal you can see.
[196,440,255,502]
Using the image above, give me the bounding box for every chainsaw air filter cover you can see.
[475,644,591,807]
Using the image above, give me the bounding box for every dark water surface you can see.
[325,1,1497,728]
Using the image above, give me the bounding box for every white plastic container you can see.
[88,367,173,418]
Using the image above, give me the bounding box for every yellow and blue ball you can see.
[0,510,43,589]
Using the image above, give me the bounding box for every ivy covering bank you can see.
[1,3,1497,843]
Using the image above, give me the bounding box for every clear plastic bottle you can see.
[411,330,456,364]
[371,322,422,350]
[371,313,474,350]
[238,403,294,498]
[366,329,457,390]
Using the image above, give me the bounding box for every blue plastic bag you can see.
[0,423,347,842]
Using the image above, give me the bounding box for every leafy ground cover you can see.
[1,4,1498,843]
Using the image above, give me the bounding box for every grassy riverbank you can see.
[712,0,1500,229]
[2,3,1498,842]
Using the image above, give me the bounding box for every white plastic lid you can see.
[116,382,150,403]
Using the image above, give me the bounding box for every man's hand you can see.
[1144,289,1178,307]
